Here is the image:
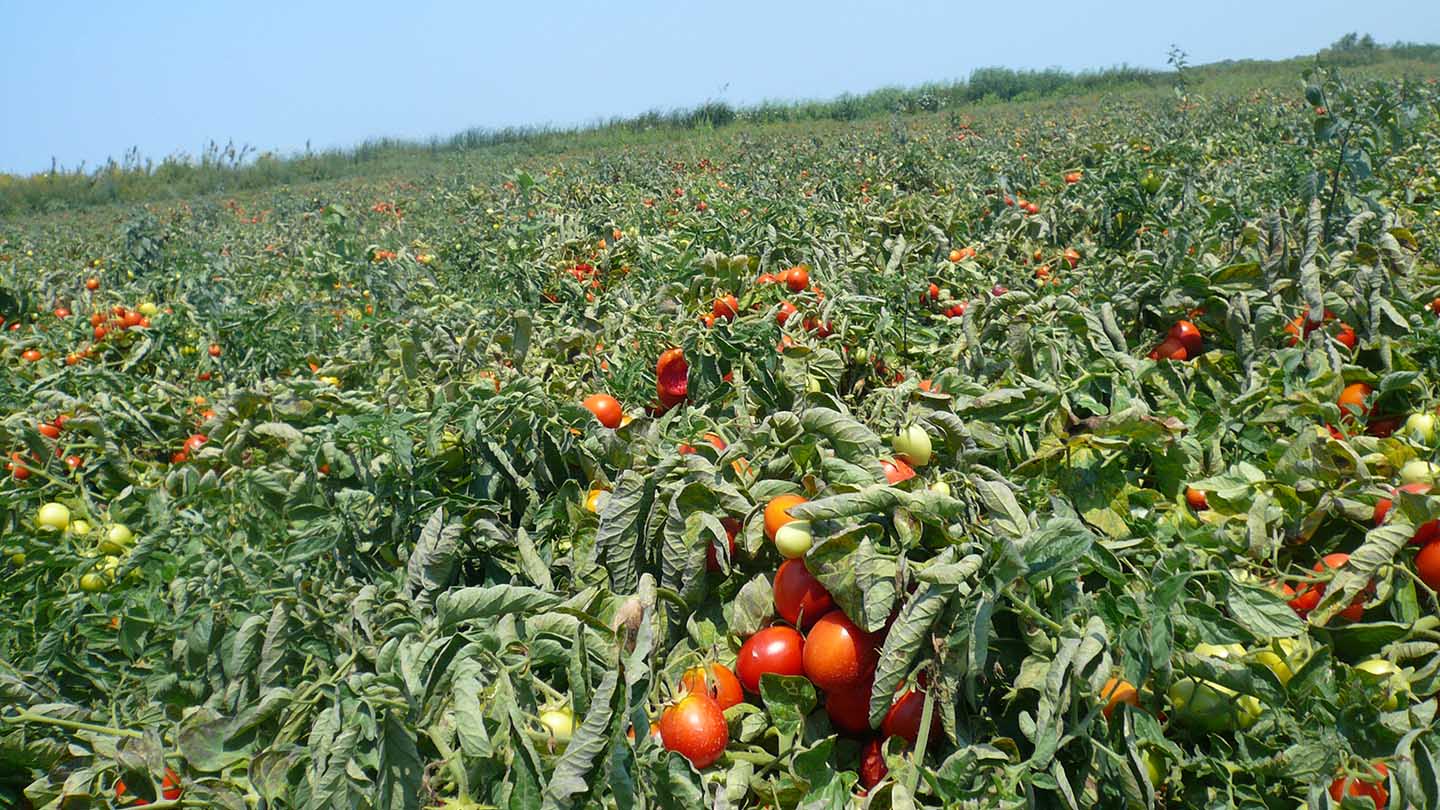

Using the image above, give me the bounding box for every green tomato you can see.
[36,503,70,532]
[1193,642,1245,660]
[79,573,108,592]
[1141,748,1164,787]
[1355,658,1406,710]
[539,708,576,751]
[1168,677,1262,731]
[1171,643,1262,730]
[138,302,159,316]
[69,519,93,537]
[1403,412,1437,445]
[1249,650,1293,686]
[1141,171,1161,194]
[9,552,25,566]
[1401,459,1439,485]
[928,480,952,498]
[774,520,813,559]
[891,425,933,467]
[852,347,869,365]
[97,524,135,555]
[1252,638,1308,686]
[1355,659,1400,678]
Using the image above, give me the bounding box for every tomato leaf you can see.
[806,522,897,632]
[437,585,561,630]
[541,669,620,810]
[1226,581,1304,638]
[595,471,652,593]
[405,507,460,605]
[869,583,948,726]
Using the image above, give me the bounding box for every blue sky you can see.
[2,0,1437,175]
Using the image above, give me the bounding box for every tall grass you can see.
[3,39,1436,217]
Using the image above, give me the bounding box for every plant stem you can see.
[5,708,143,738]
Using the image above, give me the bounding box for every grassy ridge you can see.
[3,38,1437,218]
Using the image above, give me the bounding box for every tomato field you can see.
[6,58,1440,809]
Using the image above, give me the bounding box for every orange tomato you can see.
[1100,678,1140,719]
[1338,383,1373,420]
[1185,487,1209,511]
[582,394,623,428]
[680,663,744,711]
[764,494,808,541]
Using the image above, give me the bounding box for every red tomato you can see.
[184,434,209,453]
[38,422,60,440]
[786,266,809,292]
[115,766,182,804]
[736,627,805,693]
[1168,320,1202,356]
[1290,553,1369,621]
[712,295,739,321]
[824,679,874,735]
[705,518,740,572]
[881,687,941,745]
[582,394,623,428]
[208,343,222,358]
[656,348,688,408]
[1373,483,1439,545]
[681,663,744,711]
[803,611,880,692]
[1329,762,1388,810]
[1415,541,1440,591]
[21,349,42,362]
[776,301,798,326]
[1367,416,1402,438]
[659,693,728,769]
[8,452,30,480]
[859,737,889,789]
[1336,322,1357,349]
[773,559,835,629]
[881,458,916,485]
[1148,336,1187,361]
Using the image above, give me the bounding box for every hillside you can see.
[2,38,1438,218]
